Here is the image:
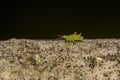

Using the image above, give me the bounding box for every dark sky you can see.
[1,1,120,39]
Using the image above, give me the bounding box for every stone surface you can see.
[0,38,120,80]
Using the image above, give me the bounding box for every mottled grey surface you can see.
[0,38,120,80]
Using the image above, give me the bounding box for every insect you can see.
[34,53,41,64]
[62,32,84,41]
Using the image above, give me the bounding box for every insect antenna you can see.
[57,34,63,40]
[74,32,77,34]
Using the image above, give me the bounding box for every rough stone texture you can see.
[0,38,120,80]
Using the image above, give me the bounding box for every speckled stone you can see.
[0,38,120,80]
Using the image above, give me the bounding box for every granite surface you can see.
[0,38,120,80]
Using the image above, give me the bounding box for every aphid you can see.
[34,53,41,64]
[62,32,84,41]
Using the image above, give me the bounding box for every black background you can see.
[1,1,120,40]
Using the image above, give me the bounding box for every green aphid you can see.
[34,53,41,64]
[63,32,84,41]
